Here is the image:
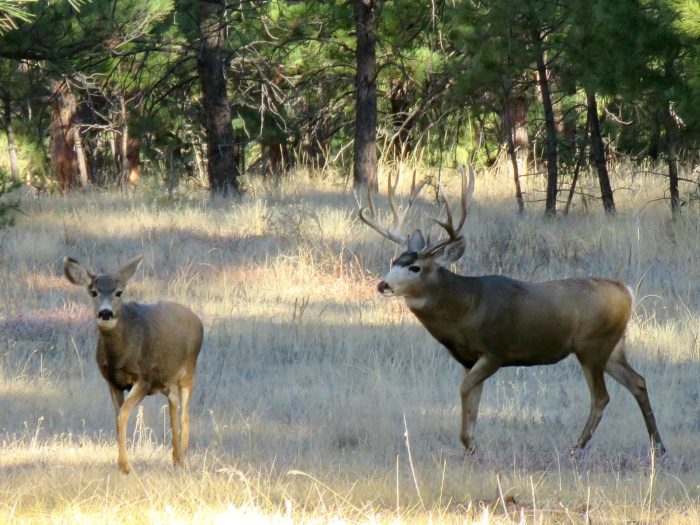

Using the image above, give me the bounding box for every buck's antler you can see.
[358,167,426,245]
[418,163,475,256]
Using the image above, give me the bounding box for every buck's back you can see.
[412,273,633,367]
[473,276,632,365]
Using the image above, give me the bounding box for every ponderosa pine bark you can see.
[352,0,378,191]
[534,38,558,216]
[586,90,615,215]
[197,0,240,196]
[503,95,527,213]
[50,80,80,191]
[664,103,681,218]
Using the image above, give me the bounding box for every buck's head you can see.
[377,229,466,298]
[63,254,143,331]
[359,165,473,300]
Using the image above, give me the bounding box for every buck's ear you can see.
[407,229,426,252]
[63,257,93,287]
[117,254,144,284]
[436,237,466,264]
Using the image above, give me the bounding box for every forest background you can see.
[1,1,699,523]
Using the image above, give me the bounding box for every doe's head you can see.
[359,164,474,299]
[63,254,144,331]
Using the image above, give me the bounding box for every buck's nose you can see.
[98,309,114,321]
[378,281,391,294]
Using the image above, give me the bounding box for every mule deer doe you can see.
[359,166,665,455]
[64,255,204,473]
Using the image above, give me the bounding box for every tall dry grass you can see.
[0,164,698,523]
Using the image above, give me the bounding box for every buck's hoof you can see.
[650,442,666,458]
[119,463,131,474]
[460,436,476,454]
[569,447,587,461]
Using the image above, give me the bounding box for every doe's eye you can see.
[115,291,123,297]
[90,290,98,297]
[408,265,421,273]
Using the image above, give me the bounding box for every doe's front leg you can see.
[116,381,149,474]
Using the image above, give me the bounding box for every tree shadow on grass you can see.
[1,300,698,479]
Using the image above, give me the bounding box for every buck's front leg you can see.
[460,377,483,453]
[116,380,148,474]
[459,356,500,452]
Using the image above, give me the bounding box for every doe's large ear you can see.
[435,236,466,265]
[407,229,426,252]
[117,254,144,284]
[63,257,93,287]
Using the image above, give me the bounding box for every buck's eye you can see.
[408,265,421,273]
[90,290,98,297]
[115,291,123,297]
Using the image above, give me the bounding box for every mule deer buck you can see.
[64,255,204,473]
[359,166,665,455]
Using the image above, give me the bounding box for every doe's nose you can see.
[98,309,114,321]
[378,281,390,293]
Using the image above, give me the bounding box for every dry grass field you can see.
[0,164,699,523]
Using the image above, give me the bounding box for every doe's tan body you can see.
[64,255,203,473]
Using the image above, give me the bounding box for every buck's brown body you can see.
[64,255,203,473]
[360,165,665,454]
[407,272,632,369]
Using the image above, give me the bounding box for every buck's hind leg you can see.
[167,386,183,466]
[605,347,665,455]
[575,363,610,450]
[179,381,193,459]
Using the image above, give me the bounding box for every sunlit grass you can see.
[0,164,699,523]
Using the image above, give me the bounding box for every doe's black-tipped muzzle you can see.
[98,309,114,321]
[378,281,390,294]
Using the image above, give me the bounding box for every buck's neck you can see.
[404,266,478,319]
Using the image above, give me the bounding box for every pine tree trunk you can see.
[73,126,90,187]
[585,90,615,215]
[503,96,525,213]
[1,89,20,183]
[352,0,378,191]
[664,104,681,218]
[197,0,239,196]
[119,95,129,186]
[50,80,80,191]
[534,39,558,216]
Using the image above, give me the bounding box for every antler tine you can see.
[433,185,456,235]
[358,207,406,245]
[386,170,402,232]
[398,170,427,227]
[358,167,428,246]
[358,170,406,245]
[453,162,475,234]
[419,163,475,256]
